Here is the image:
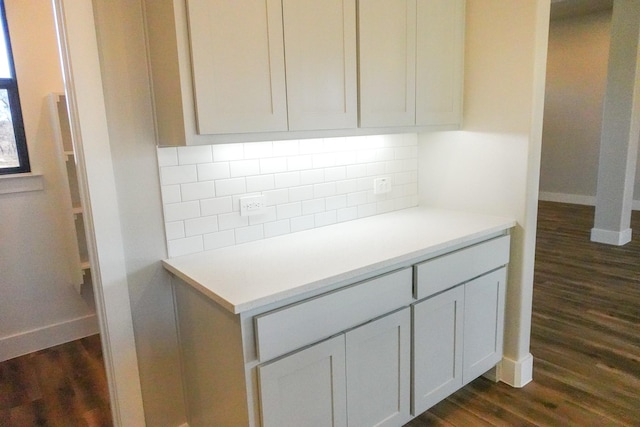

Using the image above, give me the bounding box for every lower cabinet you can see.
[258,308,411,427]
[412,284,464,414]
[346,309,411,427]
[258,335,348,427]
[412,267,507,415]
[172,234,510,427]
[462,268,507,382]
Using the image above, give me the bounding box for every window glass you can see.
[0,88,17,168]
[0,0,29,174]
[0,15,10,78]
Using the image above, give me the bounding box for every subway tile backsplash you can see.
[158,134,419,258]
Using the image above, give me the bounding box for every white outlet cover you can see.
[240,195,266,217]
[373,177,392,195]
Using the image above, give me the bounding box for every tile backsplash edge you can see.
[157,134,419,258]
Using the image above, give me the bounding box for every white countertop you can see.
[162,207,516,314]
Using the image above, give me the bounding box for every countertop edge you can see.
[162,260,239,313]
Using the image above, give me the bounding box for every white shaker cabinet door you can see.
[187,0,288,134]
[282,0,358,131]
[412,285,464,415]
[415,0,465,126]
[463,267,507,384]
[358,0,417,128]
[258,335,347,427]
[346,308,411,427]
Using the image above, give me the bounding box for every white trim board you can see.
[0,314,98,362]
[590,227,633,246]
[539,191,640,211]
[497,353,534,388]
[0,173,44,195]
[52,1,146,424]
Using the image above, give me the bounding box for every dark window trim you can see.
[0,0,29,175]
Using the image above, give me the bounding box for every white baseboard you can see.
[497,353,534,388]
[538,191,595,206]
[590,227,633,246]
[0,314,99,362]
[539,191,640,210]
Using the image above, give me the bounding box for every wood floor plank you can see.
[533,360,640,426]
[0,354,41,409]
[0,335,111,427]
[82,406,113,427]
[404,410,456,427]
[463,379,584,427]
[528,343,640,410]
[444,383,540,427]
[8,399,48,427]
[33,347,83,425]
[427,397,495,427]
[0,407,10,426]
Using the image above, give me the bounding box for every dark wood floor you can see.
[1,201,638,426]
[0,334,111,427]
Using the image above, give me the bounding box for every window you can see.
[0,0,28,174]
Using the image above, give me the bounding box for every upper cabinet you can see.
[359,0,465,128]
[359,0,417,128]
[187,0,288,134]
[282,0,358,131]
[143,0,463,146]
[416,0,465,126]
[188,0,357,135]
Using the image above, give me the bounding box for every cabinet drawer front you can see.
[255,268,413,362]
[414,235,510,300]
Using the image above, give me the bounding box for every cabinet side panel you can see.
[174,279,249,427]
[282,0,358,130]
[359,0,417,127]
[187,0,288,134]
[416,0,465,126]
[143,0,187,145]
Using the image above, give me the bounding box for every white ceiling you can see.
[550,0,613,20]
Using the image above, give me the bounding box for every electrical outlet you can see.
[373,177,392,195]
[239,195,266,217]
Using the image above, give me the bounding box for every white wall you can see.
[0,0,96,361]
[418,0,550,386]
[540,10,611,203]
[540,9,640,205]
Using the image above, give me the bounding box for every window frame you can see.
[0,0,29,175]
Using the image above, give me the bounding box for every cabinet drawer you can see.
[414,235,510,300]
[255,268,413,362]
